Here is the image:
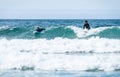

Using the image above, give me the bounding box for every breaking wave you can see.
[0,26,120,39]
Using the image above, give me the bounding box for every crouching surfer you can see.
[83,20,90,30]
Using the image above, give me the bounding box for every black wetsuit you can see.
[83,23,90,30]
[36,28,45,32]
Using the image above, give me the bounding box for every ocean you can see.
[0,19,120,77]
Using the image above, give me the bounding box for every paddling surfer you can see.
[35,26,45,32]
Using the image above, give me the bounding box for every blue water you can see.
[0,19,120,39]
[0,19,120,77]
[1,70,120,77]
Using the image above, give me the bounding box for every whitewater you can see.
[0,19,120,77]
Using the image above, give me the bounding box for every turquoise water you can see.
[0,19,120,39]
[0,19,120,77]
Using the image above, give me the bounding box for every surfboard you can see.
[33,31,38,34]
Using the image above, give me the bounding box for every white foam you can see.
[0,26,9,29]
[0,37,120,71]
[1,37,120,53]
[67,26,120,38]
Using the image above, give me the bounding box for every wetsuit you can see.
[36,28,45,32]
[83,23,90,30]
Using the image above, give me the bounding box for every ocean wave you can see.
[34,26,77,39]
[0,26,120,39]
[0,38,120,71]
[0,52,120,72]
[0,26,77,39]
[0,37,120,53]
[97,27,120,39]
[69,26,120,39]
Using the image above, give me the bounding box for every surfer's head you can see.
[85,20,88,22]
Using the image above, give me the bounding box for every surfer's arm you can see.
[83,24,85,29]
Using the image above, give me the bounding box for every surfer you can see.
[35,26,45,32]
[83,20,90,30]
